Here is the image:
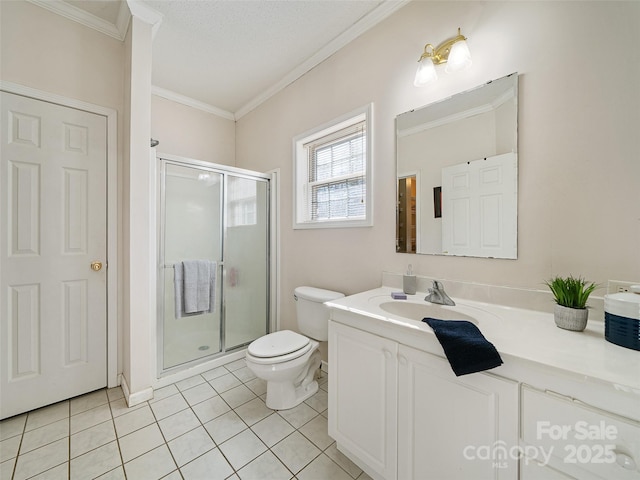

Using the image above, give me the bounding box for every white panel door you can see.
[442,152,517,258]
[441,164,472,254]
[1,92,107,419]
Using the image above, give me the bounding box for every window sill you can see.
[293,218,373,230]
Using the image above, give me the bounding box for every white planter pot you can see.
[554,304,589,331]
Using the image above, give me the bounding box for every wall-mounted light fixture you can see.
[414,28,472,87]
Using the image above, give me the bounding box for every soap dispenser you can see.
[403,264,417,295]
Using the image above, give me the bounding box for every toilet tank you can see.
[294,286,344,341]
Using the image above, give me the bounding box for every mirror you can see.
[396,73,518,258]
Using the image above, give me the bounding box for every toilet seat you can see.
[247,330,312,364]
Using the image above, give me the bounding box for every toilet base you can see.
[265,378,319,410]
[264,349,322,410]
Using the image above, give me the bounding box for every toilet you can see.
[245,286,344,410]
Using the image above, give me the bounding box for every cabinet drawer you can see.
[521,385,640,480]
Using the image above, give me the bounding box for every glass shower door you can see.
[161,163,223,370]
[224,175,269,349]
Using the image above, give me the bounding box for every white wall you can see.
[151,95,236,165]
[0,1,125,110]
[235,1,640,338]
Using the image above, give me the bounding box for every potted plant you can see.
[545,275,598,331]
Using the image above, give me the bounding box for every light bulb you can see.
[414,57,438,87]
[445,40,472,73]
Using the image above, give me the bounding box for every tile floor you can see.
[0,358,372,480]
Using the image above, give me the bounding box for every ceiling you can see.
[35,0,407,119]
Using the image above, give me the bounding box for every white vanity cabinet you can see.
[328,320,519,480]
[326,286,640,480]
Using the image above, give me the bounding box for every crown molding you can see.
[234,0,410,119]
[26,0,164,41]
[115,0,131,38]
[152,86,236,121]
[27,0,128,40]
[126,0,163,38]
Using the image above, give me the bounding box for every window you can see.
[227,176,257,227]
[294,104,373,229]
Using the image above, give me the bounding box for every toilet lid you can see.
[248,330,310,358]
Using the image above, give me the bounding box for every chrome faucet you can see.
[424,280,455,306]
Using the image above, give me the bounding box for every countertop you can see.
[326,286,640,394]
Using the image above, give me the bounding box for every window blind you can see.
[304,120,366,221]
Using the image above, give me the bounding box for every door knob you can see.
[90,261,103,271]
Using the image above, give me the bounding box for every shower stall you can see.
[157,156,271,375]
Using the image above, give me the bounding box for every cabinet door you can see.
[397,344,518,480]
[328,321,398,480]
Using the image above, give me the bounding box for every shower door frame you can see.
[157,154,272,377]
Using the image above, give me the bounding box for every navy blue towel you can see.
[422,318,503,376]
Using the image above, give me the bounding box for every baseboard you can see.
[321,360,329,374]
[120,375,154,408]
[154,349,247,390]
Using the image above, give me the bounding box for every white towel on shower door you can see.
[183,260,210,313]
[174,260,217,318]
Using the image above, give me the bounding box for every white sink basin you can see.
[379,301,478,324]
